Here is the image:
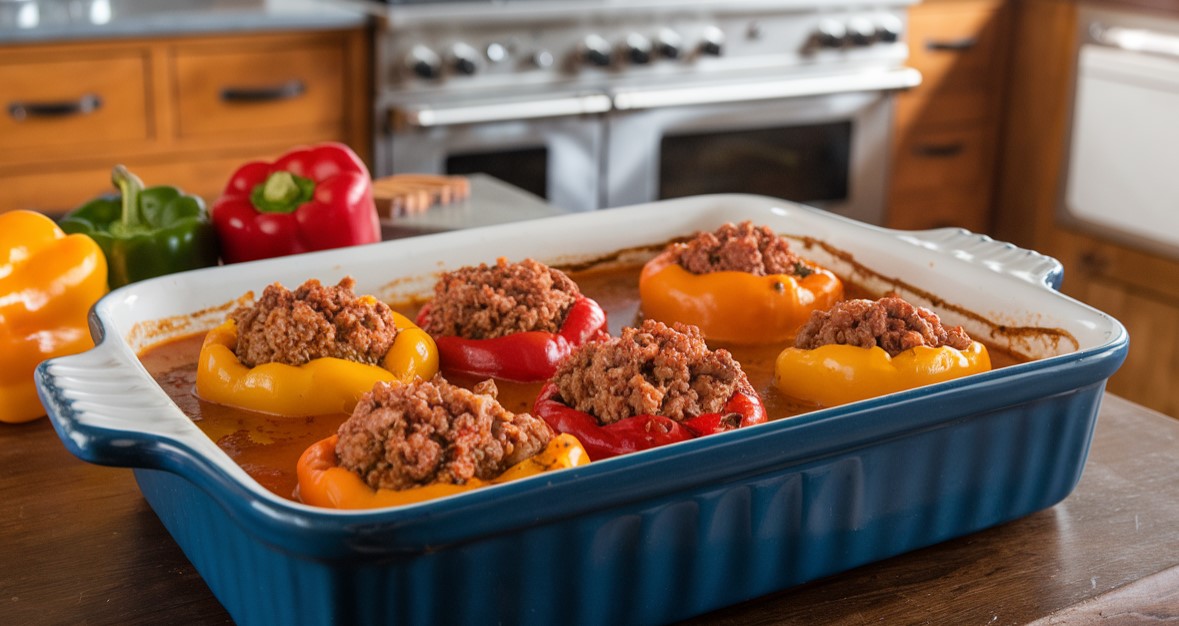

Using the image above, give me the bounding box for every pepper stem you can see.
[112,164,145,231]
[251,171,316,214]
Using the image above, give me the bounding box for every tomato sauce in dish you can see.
[138,262,1027,502]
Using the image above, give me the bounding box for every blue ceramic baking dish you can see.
[37,195,1128,625]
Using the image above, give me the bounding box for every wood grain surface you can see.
[2,394,1177,625]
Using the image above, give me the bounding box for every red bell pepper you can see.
[416,295,609,382]
[533,381,767,461]
[211,142,380,263]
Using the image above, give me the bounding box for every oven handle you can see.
[611,67,921,111]
[391,93,613,129]
[1090,22,1179,59]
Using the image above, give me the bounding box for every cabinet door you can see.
[0,52,150,155]
[897,0,1007,131]
[1,148,306,215]
[172,41,345,140]
[1076,274,1179,417]
[888,126,994,231]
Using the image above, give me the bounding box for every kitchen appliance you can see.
[372,0,920,221]
[37,194,1127,626]
[1061,4,1179,258]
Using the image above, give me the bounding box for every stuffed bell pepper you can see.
[533,319,767,461]
[211,142,380,263]
[1,211,108,424]
[59,165,219,288]
[640,221,843,344]
[416,257,609,382]
[774,296,992,407]
[297,377,589,509]
[196,276,438,417]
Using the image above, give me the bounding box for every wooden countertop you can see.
[2,393,1177,624]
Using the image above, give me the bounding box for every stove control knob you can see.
[875,15,903,43]
[699,26,725,56]
[406,45,442,80]
[621,32,653,65]
[581,34,613,67]
[449,42,480,75]
[532,49,555,69]
[848,18,877,46]
[485,42,509,64]
[816,20,847,48]
[655,28,684,59]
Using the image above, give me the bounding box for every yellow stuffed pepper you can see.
[639,221,843,344]
[1,211,108,424]
[774,296,992,407]
[196,277,438,417]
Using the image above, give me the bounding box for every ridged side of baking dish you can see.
[127,383,1107,626]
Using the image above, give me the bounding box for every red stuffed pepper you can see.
[211,142,380,263]
[416,258,609,382]
[533,319,768,460]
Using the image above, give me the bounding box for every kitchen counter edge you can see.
[0,0,368,45]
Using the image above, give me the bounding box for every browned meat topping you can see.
[421,257,582,339]
[793,296,974,357]
[552,319,747,425]
[676,221,807,276]
[335,377,554,491]
[231,277,399,368]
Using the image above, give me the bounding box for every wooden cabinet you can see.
[0,28,370,215]
[995,0,1179,418]
[887,0,1010,233]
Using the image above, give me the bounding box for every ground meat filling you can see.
[551,319,747,425]
[230,277,399,368]
[676,221,806,276]
[421,257,582,339]
[335,377,554,490]
[793,296,974,357]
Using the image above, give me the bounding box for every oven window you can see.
[446,147,548,200]
[658,122,850,203]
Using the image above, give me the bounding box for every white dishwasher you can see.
[1062,5,1179,257]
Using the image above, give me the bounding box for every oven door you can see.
[1059,6,1179,259]
[605,69,920,225]
[379,91,610,213]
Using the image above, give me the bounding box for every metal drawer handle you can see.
[912,142,965,158]
[7,93,102,121]
[925,37,979,51]
[219,79,306,103]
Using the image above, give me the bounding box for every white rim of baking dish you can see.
[36,194,1129,546]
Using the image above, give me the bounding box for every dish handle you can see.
[908,228,1065,290]
[35,338,219,470]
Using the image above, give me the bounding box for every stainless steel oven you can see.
[371,0,919,223]
[380,89,609,212]
[605,73,914,223]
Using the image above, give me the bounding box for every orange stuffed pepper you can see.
[297,378,589,509]
[640,221,842,344]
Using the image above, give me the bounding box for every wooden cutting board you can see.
[371,174,471,218]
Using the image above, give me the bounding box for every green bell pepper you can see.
[60,165,220,288]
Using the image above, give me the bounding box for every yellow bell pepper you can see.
[296,432,589,509]
[774,341,992,408]
[639,250,844,345]
[1,211,108,424]
[195,309,439,417]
